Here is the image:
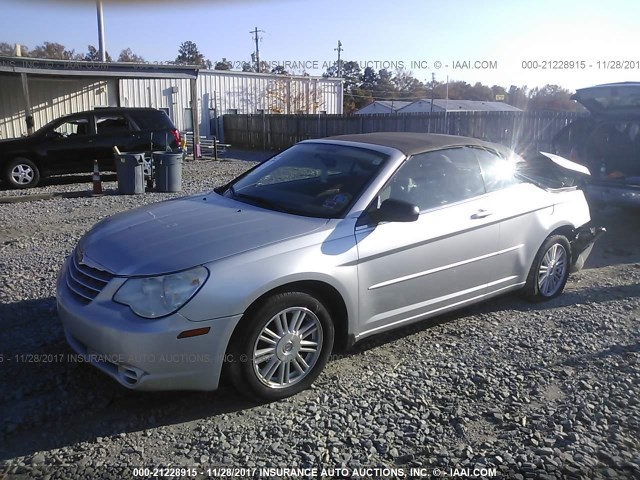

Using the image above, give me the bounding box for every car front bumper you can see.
[56,257,242,392]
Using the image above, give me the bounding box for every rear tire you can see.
[226,291,334,401]
[4,158,40,189]
[523,235,571,302]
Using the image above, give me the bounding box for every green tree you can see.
[371,69,396,98]
[324,60,361,91]
[507,85,529,109]
[118,48,145,63]
[324,60,366,113]
[359,67,378,91]
[527,84,578,112]
[468,82,493,101]
[270,65,289,75]
[491,85,508,101]
[214,58,232,70]
[441,81,471,100]
[84,45,112,62]
[175,41,210,68]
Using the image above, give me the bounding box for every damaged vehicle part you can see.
[553,82,640,207]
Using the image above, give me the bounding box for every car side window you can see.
[473,147,518,192]
[96,115,131,134]
[381,147,485,211]
[52,117,90,137]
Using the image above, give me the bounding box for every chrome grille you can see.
[65,251,114,304]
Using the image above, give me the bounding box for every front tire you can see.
[4,158,40,189]
[523,235,571,302]
[227,291,335,401]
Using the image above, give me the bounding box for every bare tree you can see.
[30,42,80,60]
[265,78,325,114]
[0,42,27,56]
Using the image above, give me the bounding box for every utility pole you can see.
[444,75,449,134]
[430,72,436,114]
[250,27,264,72]
[96,0,106,62]
[428,72,436,132]
[335,40,343,77]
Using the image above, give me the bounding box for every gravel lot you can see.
[0,153,639,479]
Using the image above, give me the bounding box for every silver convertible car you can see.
[56,133,603,400]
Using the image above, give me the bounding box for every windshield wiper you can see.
[234,192,289,213]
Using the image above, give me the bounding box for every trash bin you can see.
[153,151,183,192]
[115,153,145,195]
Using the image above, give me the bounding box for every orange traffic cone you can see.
[92,159,103,196]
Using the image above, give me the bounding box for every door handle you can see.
[471,209,493,219]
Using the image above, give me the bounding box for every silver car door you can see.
[355,147,500,339]
[473,147,556,291]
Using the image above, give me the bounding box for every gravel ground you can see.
[0,154,639,480]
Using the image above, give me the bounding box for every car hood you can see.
[78,193,329,276]
[572,82,640,116]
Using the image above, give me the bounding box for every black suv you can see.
[552,82,640,207]
[0,107,181,189]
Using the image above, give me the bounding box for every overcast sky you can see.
[1,0,638,91]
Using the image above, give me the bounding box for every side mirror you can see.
[374,199,420,223]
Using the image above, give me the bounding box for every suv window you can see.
[473,147,518,192]
[53,117,90,137]
[381,147,485,211]
[96,115,131,134]
[130,110,175,130]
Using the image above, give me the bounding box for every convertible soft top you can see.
[319,132,500,156]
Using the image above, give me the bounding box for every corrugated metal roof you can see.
[400,99,521,112]
[376,100,412,109]
[355,100,413,114]
[0,56,198,78]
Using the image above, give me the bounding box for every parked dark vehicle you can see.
[552,82,640,207]
[0,107,181,189]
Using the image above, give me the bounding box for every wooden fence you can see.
[223,111,587,155]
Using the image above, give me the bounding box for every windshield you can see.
[223,143,389,218]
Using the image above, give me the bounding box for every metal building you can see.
[196,70,343,138]
[354,100,412,115]
[397,99,522,113]
[0,57,343,143]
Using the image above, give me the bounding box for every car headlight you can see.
[114,266,208,318]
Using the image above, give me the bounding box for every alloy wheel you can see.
[537,243,567,297]
[11,164,35,185]
[252,306,323,389]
